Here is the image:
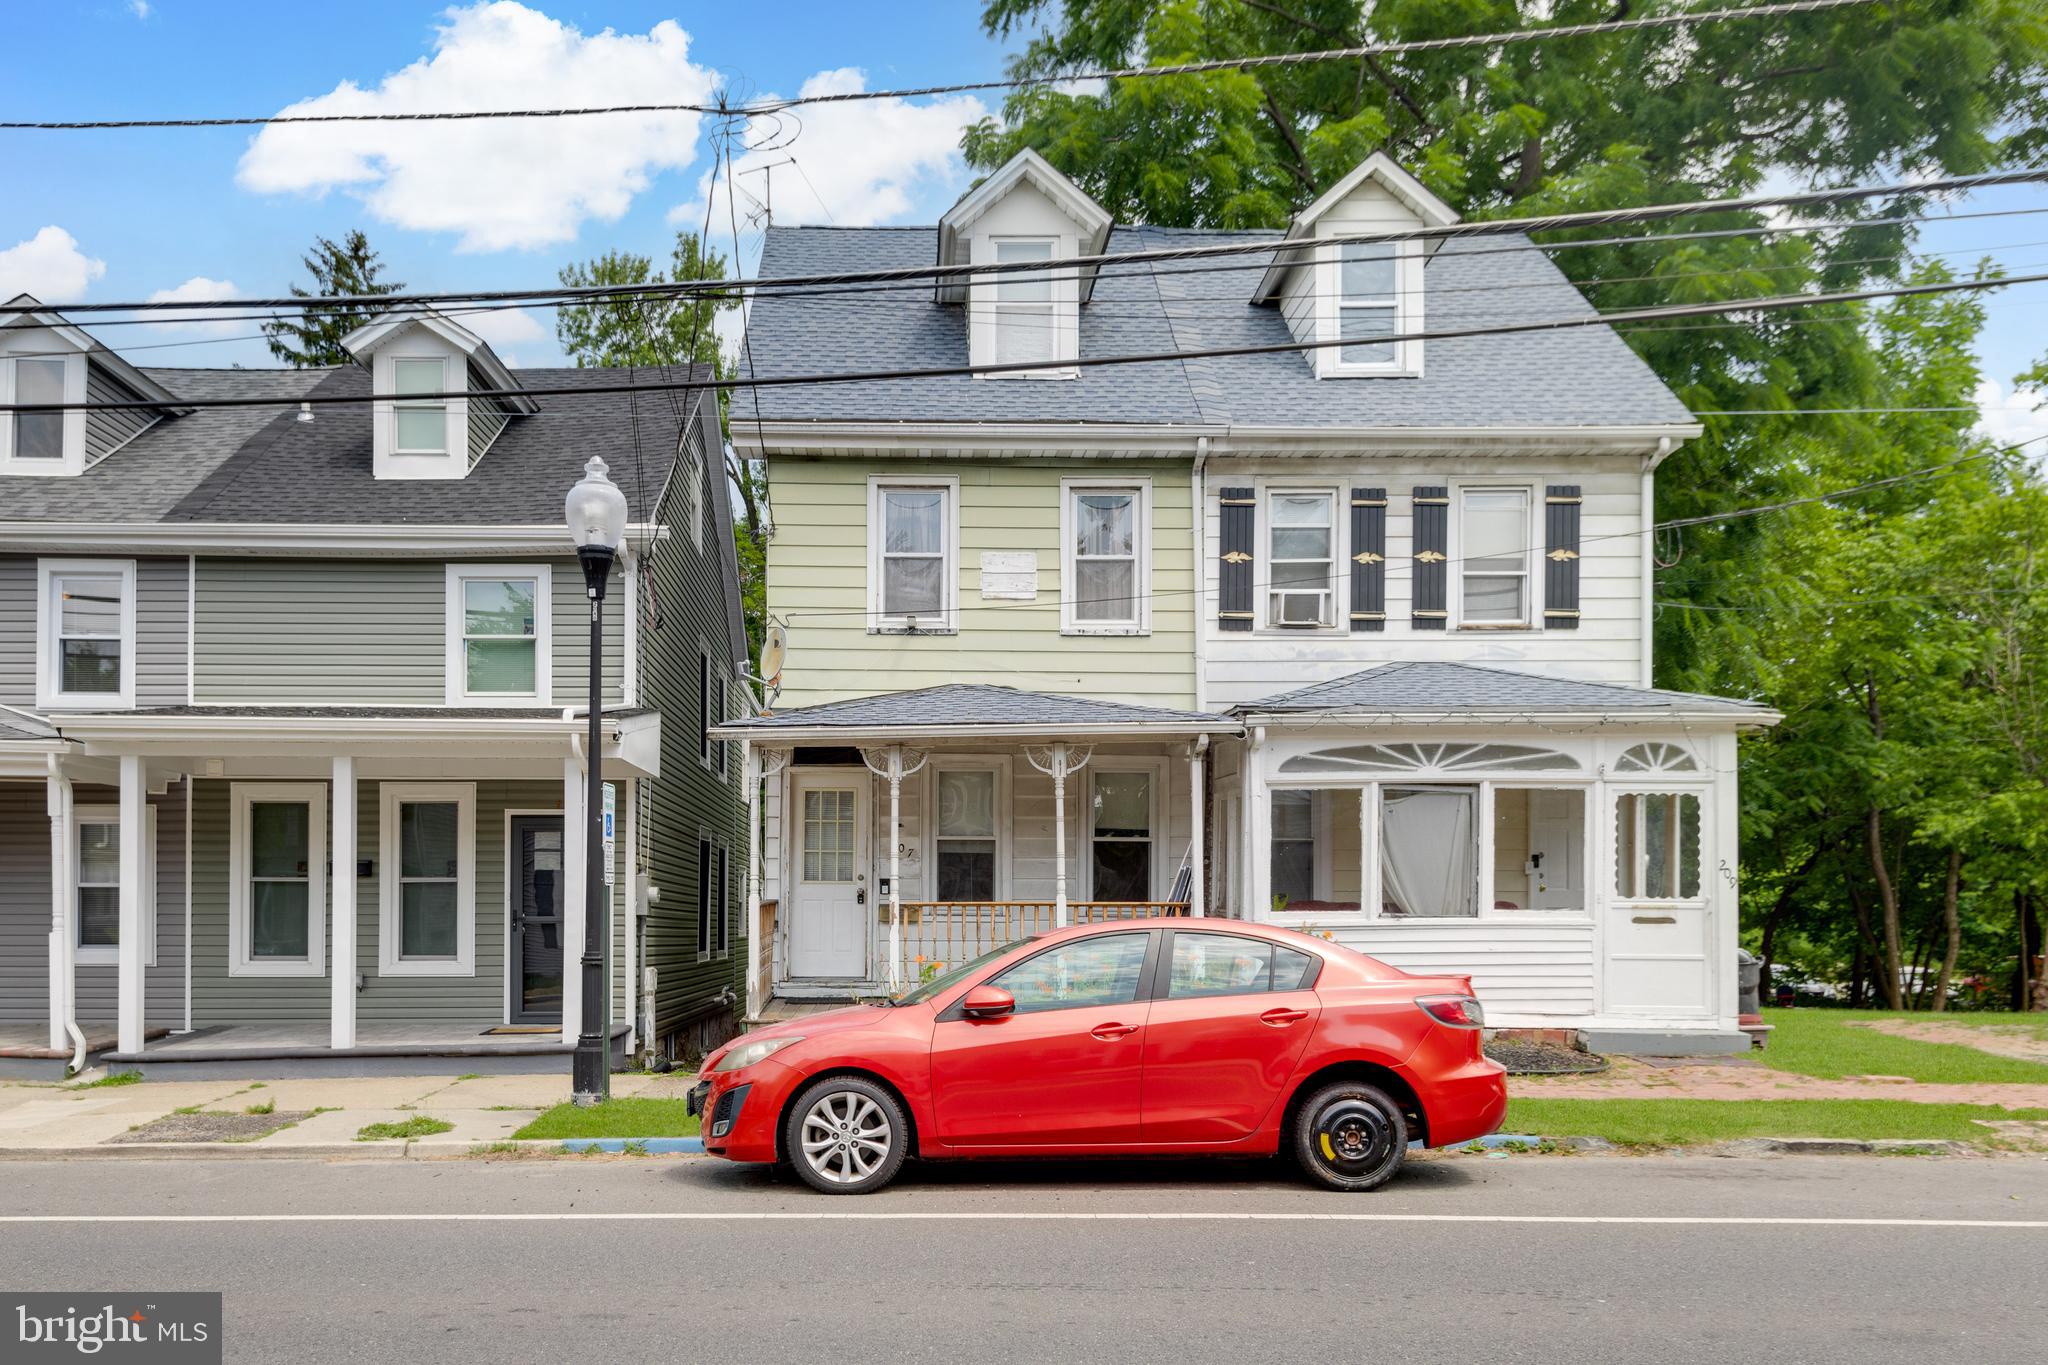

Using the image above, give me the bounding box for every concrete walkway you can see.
[0,1070,699,1153]
[1511,1056,2048,1108]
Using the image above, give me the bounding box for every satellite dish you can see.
[758,622,787,686]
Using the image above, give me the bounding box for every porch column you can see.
[1025,744,1092,928]
[329,756,357,1051]
[860,745,929,993]
[1245,726,1271,923]
[560,754,586,1046]
[1188,737,1207,917]
[116,754,146,1056]
[623,776,639,1055]
[46,762,75,1054]
[743,742,762,1017]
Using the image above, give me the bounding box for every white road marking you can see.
[2,1212,2043,1228]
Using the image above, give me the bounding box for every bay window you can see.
[229,783,327,977]
[379,783,476,976]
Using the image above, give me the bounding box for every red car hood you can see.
[703,1003,906,1069]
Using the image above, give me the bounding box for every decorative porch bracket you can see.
[1023,743,1094,928]
[860,745,930,992]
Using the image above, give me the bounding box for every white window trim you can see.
[228,782,328,979]
[1259,487,1341,631]
[695,826,716,963]
[72,804,157,968]
[36,558,138,710]
[1,351,88,476]
[1316,238,1423,378]
[866,475,960,634]
[377,781,477,977]
[444,563,553,706]
[1084,759,1167,902]
[370,342,471,480]
[924,755,1013,901]
[1452,482,1538,631]
[697,643,716,772]
[1611,784,1710,905]
[391,355,454,455]
[1059,477,1152,635]
[982,236,1074,379]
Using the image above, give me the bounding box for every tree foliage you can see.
[261,229,404,367]
[968,0,2048,1006]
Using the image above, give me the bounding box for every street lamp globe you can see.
[565,455,629,550]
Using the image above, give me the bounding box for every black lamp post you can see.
[566,455,628,1106]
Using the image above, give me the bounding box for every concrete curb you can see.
[1711,1137,1978,1157]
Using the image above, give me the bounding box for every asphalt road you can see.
[4,1152,2045,1363]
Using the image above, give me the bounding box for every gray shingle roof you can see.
[0,711,60,742]
[724,683,1234,731]
[50,706,654,720]
[745,224,1695,430]
[1237,662,1772,717]
[7,364,696,526]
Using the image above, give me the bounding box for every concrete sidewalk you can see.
[1510,1056,2048,1108]
[0,1070,700,1156]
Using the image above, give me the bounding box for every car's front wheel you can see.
[1292,1081,1408,1192]
[782,1076,908,1195]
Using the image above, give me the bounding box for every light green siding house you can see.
[0,295,748,1077]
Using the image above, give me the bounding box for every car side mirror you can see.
[961,985,1015,1020]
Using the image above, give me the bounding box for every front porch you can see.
[20,705,661,1075]
[713,683,1239,1016]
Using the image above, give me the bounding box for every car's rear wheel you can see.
[782,1076,908,1195]
[1292,1081,1408,1192]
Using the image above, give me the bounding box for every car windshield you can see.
[890,938,1040,1006]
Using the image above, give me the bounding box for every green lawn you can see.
[511,1098,700,1141]
[355,1116,455,1141]
[1756,1009,2048,1084]
[1504,1098,2048,1147]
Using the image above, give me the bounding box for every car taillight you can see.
[1417,995,1484,1028]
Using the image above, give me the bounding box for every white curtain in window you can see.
[1380,787,1476,917]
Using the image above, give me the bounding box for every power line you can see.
[25,168,2046,319]
[11,267,2046,416]
[0,1,1882,132]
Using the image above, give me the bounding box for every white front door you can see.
[788,773,868,980]
[1603,789,1713,1015]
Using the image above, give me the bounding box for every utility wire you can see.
[10,267,2045,416]
[0,1,1882,131]
[25,168,2046,318]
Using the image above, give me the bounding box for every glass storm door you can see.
[510,815,565,1023]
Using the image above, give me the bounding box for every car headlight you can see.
[712,1035,804,1072]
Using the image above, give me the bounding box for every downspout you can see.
[46,755,86,1075]
[1640,441,1669,689]
[1192,435,1209,714]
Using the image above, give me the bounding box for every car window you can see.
[1167,933,1272,999]
[1271,944,1317,991]
[992,933,1149,1014]
[893,938,1038,1007]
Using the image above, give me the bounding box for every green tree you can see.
[261,229,405,367]
[554,232,768,661]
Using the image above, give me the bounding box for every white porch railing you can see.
[890,901,1187,985]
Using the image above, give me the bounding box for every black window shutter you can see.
[716,845,730,954]
[1349,488,1385,632]
[697,836,712,955]
[1218,487,1256,631]
[1411,486,1448,630]
[1544,485,1582,630]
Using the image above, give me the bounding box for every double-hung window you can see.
[992,239,1055,366]
[37,559,136,709]
[446,565,550,704]
[1090,769,1155,902]
[1459,488,1532,626]
[229,783,327,978]
[934,767,1000,901]
[379,783,476,976]
[869,477,957,631]
[1267,491,1335,627]
[392,357,450,455]
[9,357,67,463]
[72,805,156,967]
[1062,481,1148,633]
[1336,243,1398,365]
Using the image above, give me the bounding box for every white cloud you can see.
[129,1,151,19]
[452,304,548,366]
[1976,378,2048,453]
[0,227,107,303]
[674,67,984,232]
[144,275,242,336]
[236,2,718,252]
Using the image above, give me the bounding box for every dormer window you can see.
[1,349,86,476]
[10,358,66,461]
[393,357,451,455]
[1321,238,1420,377]
[993,239,1056,365]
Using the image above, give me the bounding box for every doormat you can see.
[480,1026,560,1035]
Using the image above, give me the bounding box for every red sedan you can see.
[689,920,1505,1194]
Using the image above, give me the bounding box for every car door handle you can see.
[1259,1007,1309,1027]
[1090,1022,1139,1041]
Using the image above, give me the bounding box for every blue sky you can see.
[4,1,2043,440]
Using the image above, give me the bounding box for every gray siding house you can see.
[1,295,748,1075]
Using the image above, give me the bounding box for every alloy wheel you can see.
[798,1089,894,1186]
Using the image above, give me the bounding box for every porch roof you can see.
[711,683,1239,743]
[1235,661,1779,725]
